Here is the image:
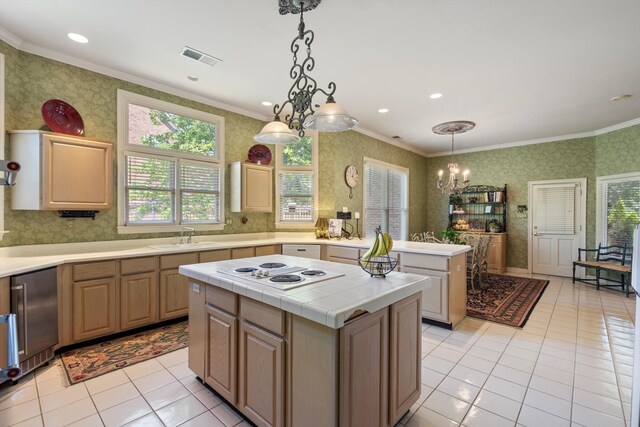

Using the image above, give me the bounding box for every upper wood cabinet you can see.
[9,130,113,210]
[230,161,273,213]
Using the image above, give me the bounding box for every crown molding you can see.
[0,25,22,49]
[352,127,430,158]
[593,117,640,135]
[427,117,640,158]
[4,33,270,123]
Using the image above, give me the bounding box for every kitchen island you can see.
[180,254,430,427]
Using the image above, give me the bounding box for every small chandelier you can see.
[433,120,476,194]
[253,0,358,144]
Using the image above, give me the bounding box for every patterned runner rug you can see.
[466,274,549,327]
[61,321,188,384]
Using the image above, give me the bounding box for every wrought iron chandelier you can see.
[433,121,475,194]
[253,0,358,144]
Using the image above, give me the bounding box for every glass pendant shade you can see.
[253,119,301,144]
[303,99,359,132]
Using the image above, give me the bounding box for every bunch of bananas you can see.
[361,232,393,260]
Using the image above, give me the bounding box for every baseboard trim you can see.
[506,267,528,274]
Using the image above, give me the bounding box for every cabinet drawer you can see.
[206,285,238,315]
[232,247,255,259]
[199,249,232,263]
[282,244,321,260]
[325,245,359,260]
[255,245,281,256]
[401,253,449,271]
[240,297,285,336]
[121,256,157,275]
[73,260,116,281]
[160,252,198,270]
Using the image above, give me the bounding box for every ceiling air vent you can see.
[179,47,222,67]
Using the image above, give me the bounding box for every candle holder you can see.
[353,218,362,239]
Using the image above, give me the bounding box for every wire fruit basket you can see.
[358,227,398,278]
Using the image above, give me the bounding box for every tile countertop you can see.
[179,254,431,329]
[0,232,470,277]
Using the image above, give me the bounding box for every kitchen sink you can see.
[148,242,218,250]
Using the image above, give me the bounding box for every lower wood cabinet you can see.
[486,232,507,273]
[206,304,237,404]
[72,277,117,342]
[121,272,158,330]
[389,294,421,425]
[238,320,285,427]
[159,269,189,320]
[401,267,448,322]
[188,277,422,427]
[340,308,389,427]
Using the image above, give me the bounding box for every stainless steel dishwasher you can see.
[10,267,58,379]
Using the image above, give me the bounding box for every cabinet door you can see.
[121,272,158,330]
[390,294,421,425]
[159,269,189,320]
[239,321,284,427]
[42,133,113,210]
[401,267,449,323]
[487,234,506,273]
[340,308,389,427]
[232,247,255,259]
[255,245,281,256]
[206,304,237,404]
[242,163,273,212]
[73,278,117,342]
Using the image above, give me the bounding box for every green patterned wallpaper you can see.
[0,41,430,246]
[423,125,640,269]
[595,124,640,177]
[320,132,430,237]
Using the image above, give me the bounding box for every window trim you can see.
[596,171,640,246]
[116,89,225,234]
[362,157,410,240]
[274,130,318,229]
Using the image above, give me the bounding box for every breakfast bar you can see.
[180,254,430,427]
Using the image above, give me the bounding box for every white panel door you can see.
[530,180,585,276]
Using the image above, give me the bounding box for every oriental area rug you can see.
[466,274,549,327]
[61,321,188,384]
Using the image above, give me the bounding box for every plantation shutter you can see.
[125,155,176,224]
[279,172,314,222]
[180,162,221,223]
[364,160,408,240]
[535,184,575,234]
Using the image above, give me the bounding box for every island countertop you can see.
[179,254,430,329]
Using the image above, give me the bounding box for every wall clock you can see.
[345,164,359,199]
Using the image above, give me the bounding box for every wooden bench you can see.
[572,244,632,297]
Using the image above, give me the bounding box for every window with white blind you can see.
[534,184,576,234]
[117,90,225,233]
[275,131,318,228]
[363,158,409,240]
[596,172,640,247]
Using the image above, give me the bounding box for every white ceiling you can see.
[0,0,639,156]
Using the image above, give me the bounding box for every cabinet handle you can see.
[297,249,306,252]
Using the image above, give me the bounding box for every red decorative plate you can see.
[248,144,272,165]
[41,99,85,136]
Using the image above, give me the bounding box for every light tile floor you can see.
[0,274,635,427]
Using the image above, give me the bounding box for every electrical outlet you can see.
[225,218,232,225]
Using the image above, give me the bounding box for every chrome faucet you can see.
[180,226,195,244]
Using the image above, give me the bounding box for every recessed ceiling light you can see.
[187,75,199,81]
[378,108,390,113]
[611,94,632,101]
[67,33,88,44]
[262,101,273,106]
[430,93,443,99]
